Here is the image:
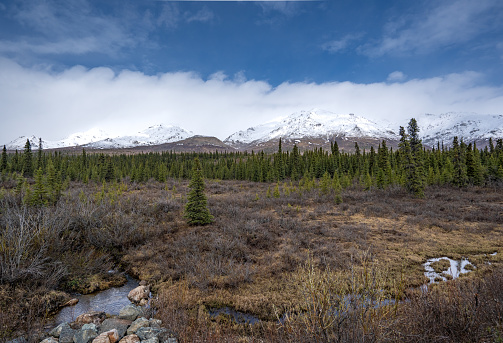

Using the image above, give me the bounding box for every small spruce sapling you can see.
[184,158,213,225]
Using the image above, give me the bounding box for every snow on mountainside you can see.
[417,112,503,146]
[83,124,193,149]
[5,125,192,150]
[224,109,398,147]
[6,128,109,150]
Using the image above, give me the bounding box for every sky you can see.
[1,0,503,143]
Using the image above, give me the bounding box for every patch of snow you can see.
[490,252,497,256]
[418,112,503,147]
[224,109,399,146]
[423,257,475,284]
[84,124,193,149]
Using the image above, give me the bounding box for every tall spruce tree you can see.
[1,145,7,172]
[23,139,33,177]
[37,138,43,170]
[184,158,213,225]
[451,136,468,187]
[399,120,425,197]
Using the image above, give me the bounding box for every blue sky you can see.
[1,0,503,142]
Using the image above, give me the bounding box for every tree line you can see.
[1,119,502,202]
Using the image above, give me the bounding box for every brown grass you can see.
[1,179,502,341]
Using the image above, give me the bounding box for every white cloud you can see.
[1,58,503,144]
[322,34,363,53]
[185,7,214,23]
[387,71,406,82]
[363,0,503,56]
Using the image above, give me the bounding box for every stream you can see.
[52,274,139,325]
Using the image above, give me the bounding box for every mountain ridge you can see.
[5,110,502,151]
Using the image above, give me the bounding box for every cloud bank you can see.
[1,58,503,143]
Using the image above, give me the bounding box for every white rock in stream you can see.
[423,257,475,283]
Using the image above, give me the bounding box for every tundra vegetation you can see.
[0,120,502,342]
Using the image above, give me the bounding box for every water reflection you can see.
[53,275,139,325]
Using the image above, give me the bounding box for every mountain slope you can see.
[224,109,399,149]
[417,112,503,147]
[5,128,109,150]
[84,124,193,149]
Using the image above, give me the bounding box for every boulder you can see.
[6,338,27,343]
[99,318,132,339]
[91,330,119,343]
[148,319,162,329]
[135,327,165,341]
[74,311,106,327]
[58,325,76,343]
[81,324,98,331]
[40,338,59,343]
[127,286,150,304]
[73,326,98,343]
[118,304,143,321]
[49,323,71,338]
[126,317,149,335]
[118,335,140,343]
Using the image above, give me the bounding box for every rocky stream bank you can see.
[8,283,178,343]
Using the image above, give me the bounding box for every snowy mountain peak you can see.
[5,128,109,150]
[83,124,193,149]
[224,109,399,147]
[417,112,503,146]
[5,125,193,150]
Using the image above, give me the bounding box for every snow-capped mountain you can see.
[224,109,399,147]
[5,128,109,150]
[5,110,502,151]
[417,112,503,147]
[83,124,193,149]
[5,125,193,150]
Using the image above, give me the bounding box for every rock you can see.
[99,318,132,339]
[135,328,165,341]
[138,298,149,306]
[73,326,98,343]
[141,338,159,343]
[118,304,143,321]
[6,338,27,343]
[40,338,59,343]
[158,331,178,343]
[49,323,71,338]
[127,286,150,304]
[118,335,140,343]
[81,324,98,331]
[74,311,106,327]
[91,330,119,343]
[148,319,162,329]
[58,325,76,343]
[126,317,149,335]
[63,298,79,307]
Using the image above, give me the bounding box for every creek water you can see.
[423,257,475,284]
[52,274,139,325]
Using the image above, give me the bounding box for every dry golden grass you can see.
[1,178,502,341]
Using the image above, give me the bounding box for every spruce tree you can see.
[30,167,48,206]
[23,139,33,177]
[1,145,7,172]
[184,158,213,225]
[37,138,43,170]
[399,120,425,197]
[451,136,468,187]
